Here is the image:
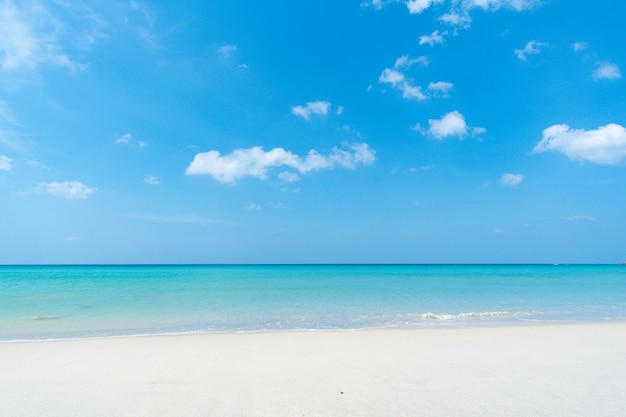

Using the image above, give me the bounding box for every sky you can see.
[0,0,625,264]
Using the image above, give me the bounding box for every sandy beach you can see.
[1,323,625,417]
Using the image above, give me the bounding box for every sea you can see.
[1,264,625,342]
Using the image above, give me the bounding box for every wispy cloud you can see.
[593,62,622,80]
[0,0,84,73]
[379,68,427,101]
[499,173,524,187]
[394,55,429,69]
[469,0,540,12]
[122,213,228,224]
[217,44,237,58]
[34,181,96,199]
[572,41,588,51]
[245,202,262,211]
[291,101,332,121]
[115,133,146,148]
[0,100,31,152]
[0,100,16,124]
[360,0,388,10]
[568,215,597,222]
[0,155,13,170]
[363,0,540,29]
[278,171,301,183]
[413,111,485,139]
[406,0,443,14]
[514,41,548,61]
[379,55,429,101]
[185,143,375,184]
[380,56,452,101]
[533,123,626,165]
[144,175,160,185]
[419,30,446,46]
[427,81,453,97]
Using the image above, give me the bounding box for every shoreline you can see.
[3,316,626,344]
[2,321,625,417]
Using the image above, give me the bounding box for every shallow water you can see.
[1,264,625,341]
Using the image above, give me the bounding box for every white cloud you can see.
[572,41,588,51]
[0,155,12,170]
[0,0,83,72]
[278,171,300,182]
[406,0,443,14]
[115,133,145,148]
[533,123,626,165]
[380,57,453,101]
[360,0,387,10]
[245,202,262,211]
[379,68,427,101]
[217,44,237,57]
[364,0,539,29]
[291,101,332,121]
[439,12,471,27]
[468,0,539,11]
[419,30,446,46]
[414,110,485,139]
[268,202,287,209]
[144,175,160,185]
[499,173,524,187]
[185,143,375,184]
[427,81,453,97]
[379,68,404,85]
[514,41,548,61]
[593,62,622,80]
[35,181,96,199]
[394,55,429,70]
[115,133,132,144]
[568,215,597,222]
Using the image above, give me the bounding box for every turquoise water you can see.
[1,264,625,341]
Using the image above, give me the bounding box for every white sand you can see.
[1,323,625,417]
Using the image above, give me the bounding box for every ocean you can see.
[1,264,625,341]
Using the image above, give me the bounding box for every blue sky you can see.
[1,0,625,264]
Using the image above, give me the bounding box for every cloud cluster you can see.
[186,143,375,184]
[414,111,485,139]
[363,0,540,28]
[35,181,96,199]
[379,56,452,101]
[291,101,332,120]
[533,123,626,165]
[469,0,539,11]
